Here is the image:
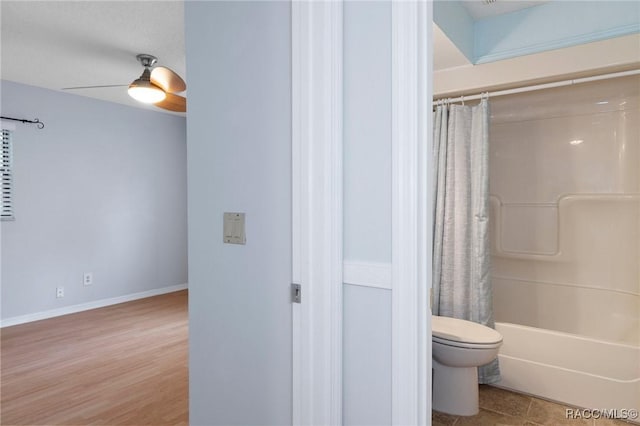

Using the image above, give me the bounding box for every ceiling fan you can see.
[62,54,186,113]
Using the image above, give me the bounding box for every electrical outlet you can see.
[56,287,64,298]
[83,272,93,286]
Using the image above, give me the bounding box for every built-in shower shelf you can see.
[490,193,639,262]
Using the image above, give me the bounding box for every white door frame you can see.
[292,1,431,424]
[292,2,344,425]
[391,2,432,425]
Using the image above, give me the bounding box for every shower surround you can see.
[488,75,639,411]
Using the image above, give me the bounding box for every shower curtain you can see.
[432,98,500,384]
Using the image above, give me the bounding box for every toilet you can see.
[432,315,503,416]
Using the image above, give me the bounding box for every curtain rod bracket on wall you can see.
[0,116,45,129]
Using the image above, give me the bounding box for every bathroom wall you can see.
[489,75,639,345]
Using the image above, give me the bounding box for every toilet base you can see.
[432,359,479,416]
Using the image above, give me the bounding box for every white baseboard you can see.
[0,283,188,328]
[343,261,392,290]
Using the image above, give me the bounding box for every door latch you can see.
[291,283,301,304]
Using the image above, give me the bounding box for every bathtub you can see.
[494,322,640,412]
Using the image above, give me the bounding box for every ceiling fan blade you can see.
[151,66,186,94]
[154,93,186,113]
[62,84,128,90]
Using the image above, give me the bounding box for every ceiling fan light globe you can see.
[128,81,166,104]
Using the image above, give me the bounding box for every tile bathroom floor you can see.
[432,385,638,426]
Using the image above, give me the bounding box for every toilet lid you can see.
[432,315,502,345]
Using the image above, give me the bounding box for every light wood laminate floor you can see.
[1,290,188,426]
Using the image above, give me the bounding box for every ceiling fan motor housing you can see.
[136,54,158,69]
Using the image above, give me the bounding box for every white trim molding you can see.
[0,283,188,328]
[343,261,392,290]
[391,1,431,425]
[292,1,343,425]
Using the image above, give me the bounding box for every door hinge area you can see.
[291,283,301,304]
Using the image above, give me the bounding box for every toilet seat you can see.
[433,335,501,349]
[432,315,502,348]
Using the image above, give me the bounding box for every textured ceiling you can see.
[1,1,186,115]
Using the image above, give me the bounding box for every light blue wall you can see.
[343,2,393,425]
[0,80,187,320]
[344,1,392,264]
[185,2,292,425]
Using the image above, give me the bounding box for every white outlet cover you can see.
[223,212,246,245]
[83,272,93,286]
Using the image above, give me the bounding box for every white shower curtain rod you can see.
[433,69,640,105]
